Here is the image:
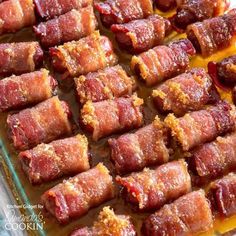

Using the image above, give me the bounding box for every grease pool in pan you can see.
[0,7,236,236]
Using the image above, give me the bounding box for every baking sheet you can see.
[0,2,236,236]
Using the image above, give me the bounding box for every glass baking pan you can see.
[0,4,236,236]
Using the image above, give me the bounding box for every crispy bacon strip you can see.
[111,15,171,53]
[173,0,229,30]
[19,134,90,185]
[164,101,235,151]
[94,0,153,27]
[116,160,191,210]
[34,7,98,48]
[142,190,213,236]
[131,38,196,86]
[75,65,136,104]
[41,163,115,224]
[0,0,35,35]
[0,69,57,112]
[81,95,144,141]
[108,116,170,175]
[50,31,118,77]
[7,96,72,150]
[208,173,236,217]
[190,132,236,179]
[0,42,43,76]
[34,0,93,20]
[152,68,219,116]
[187,9,236,57]
[70,207,136,236]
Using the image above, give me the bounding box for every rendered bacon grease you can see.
[19,134,90,185]
[70,207,136,236]
[7,96,72,150]
[142,190,213,236]
[41,163,115,224]
[0,42,43,76]
[0,69,57,112]
[109,116,170,174]
[50,31,118,77]
[0,0,35,35]
[81,95,144,141]
[131,38,196,86]
[116,160,191,210]
[94,0,153,27]
[34,7,98,48]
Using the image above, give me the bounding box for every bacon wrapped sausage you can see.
[34,0,93,20]
[165,101,235,151]
[41,163,115,224]
[152,68,219,116]
[7,96,72,150]
[70,207,136,236]
[34,7,98,48]
[142,190,213,236]
[0,69,57,112]
[0,42,43,76]
[111,15,171,54]
[50,31,118,77]
[208,173,236,217]
[215,55,236,85]
[19,134,89,185]
[0,0,35,35]
[108,116,170,175]
[190,132,236,179]
[116,160,191,211]
[131,38,196,86]
[94,0,153,27]
[81,95,144,141]
[173,0,229,30]
[155,0,176,11]
[75,65,136,104]
[187,9,236,57]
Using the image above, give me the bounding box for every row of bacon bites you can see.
[0,0,235,235]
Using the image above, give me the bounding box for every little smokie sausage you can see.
[81,95,144,141]
[94,0,153,27]
[116,160,191,211]
[142,190,213,236]
[7,96,72,150]
[131,38,196,86]
[0,42,43,76]
[34,7,98,48]
[50,31,118,77]
[41,163,115,224]
[70,207,136,236]
[19,134,90,185]
[0,69,57,112]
